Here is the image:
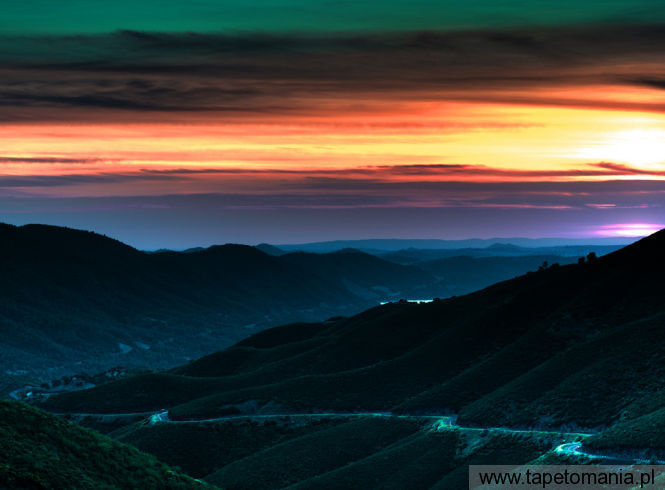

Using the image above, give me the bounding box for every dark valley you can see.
[6,228,663,488]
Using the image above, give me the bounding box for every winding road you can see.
[554,442,665,464]
[58,408,662,464]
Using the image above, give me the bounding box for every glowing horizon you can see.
[1,3,665,247]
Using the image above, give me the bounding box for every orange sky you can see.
[3,93,665,199]
[2,90,665,175]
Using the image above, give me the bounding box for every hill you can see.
[0,401,212,489]
[280,249,442,299]
[0,223,441,395]
[37,229,665,486]
[95,415,554,488]
[415,254,578,296]
[255,243,286,256]
[44,230,664,422]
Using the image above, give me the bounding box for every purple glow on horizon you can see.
[594,223,665,237]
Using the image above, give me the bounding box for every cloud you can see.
[4,161,663,192]
[4,166,665,212]
[2,24,665,120]
[140,162,665,179]
[594,162,665,176]
[0,156,107,164]
[372,163,662,178]
[0,172,180,187]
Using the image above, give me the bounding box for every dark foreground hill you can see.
[38,229,665,487]
[0,401,212,489]
[0,223,444,394]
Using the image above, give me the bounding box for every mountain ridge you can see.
[273,236,635,253]
[32,229,665,488]
[41,229,665,424]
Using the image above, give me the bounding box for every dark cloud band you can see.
[2,25,665,119]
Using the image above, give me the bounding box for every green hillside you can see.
[585,408,665,454]
[108,415,553,489]
[0,401,213,489]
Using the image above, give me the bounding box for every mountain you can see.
[255,243,287,256]
[0,401,211,489]
[280,249,441,299]
[417,254,579,296]
[0,223,441,395]
[37,229,665,487]
[379,244,623,264]
[275,237,633,253]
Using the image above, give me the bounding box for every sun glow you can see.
[573,128,665,167]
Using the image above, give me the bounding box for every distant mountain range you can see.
[272,237,634,253]
[260,241,624,262]
[38,229,665,487]
[379,243,624,263]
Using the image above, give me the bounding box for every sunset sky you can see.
[2,1,665,248]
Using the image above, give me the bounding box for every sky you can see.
[1,1,665,248]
